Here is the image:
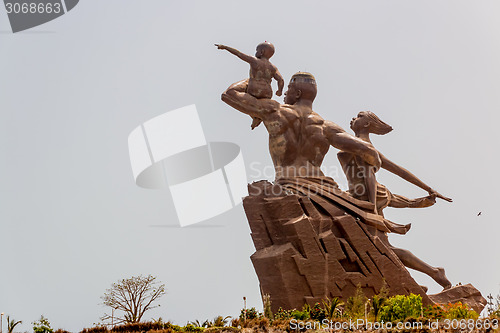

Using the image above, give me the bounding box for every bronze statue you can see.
[220,48,486,312]
[216,42,284,130]
[221,72,381,178]
[338,111,452,289]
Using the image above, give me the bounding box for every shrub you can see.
[273,308,291,320]
[443,302,478,319]
[239,307,260,321]
[80,321,175,333]
[309,303,326,322]
[184,324,205,332]
[378,294,423,322]
[423,304,445,320]
[185,324,205,333]
[111,322,168,332]
[290,309,309,321]
[33,316,54,333]
[203,327,239,333]
[229,318,240,328]
[487,293,500,318]
[80,326,108,333]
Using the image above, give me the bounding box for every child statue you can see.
[215,42,284,129]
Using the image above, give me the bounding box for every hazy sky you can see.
[1,1,500,332]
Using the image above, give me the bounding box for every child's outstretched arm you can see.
[215,44,256,64]
[379,152,452,202]
[273,68,285,96]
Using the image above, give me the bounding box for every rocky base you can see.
[243,181,432,312]
[243,180,486,314]
[429,284,487,313]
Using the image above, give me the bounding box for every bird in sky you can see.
[477,212,482,216]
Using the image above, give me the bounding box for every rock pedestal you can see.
[429,284,487,314]
[243,181,433,312]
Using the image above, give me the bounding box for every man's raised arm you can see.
[324,120,381,169]
[221,79,280,119]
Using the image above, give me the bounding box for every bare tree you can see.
[101,275,166,324]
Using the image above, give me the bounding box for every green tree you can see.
[101,275,166,324]
[371,281,389,321]
[7,316,22,333]
[345,285,367,319]
[32,316,53,333]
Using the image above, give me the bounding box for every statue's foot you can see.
[251,118,262,130]
[432,267,452,290]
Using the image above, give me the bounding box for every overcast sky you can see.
[1,1,500,332]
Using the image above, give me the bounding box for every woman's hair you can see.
[362,111,393,135]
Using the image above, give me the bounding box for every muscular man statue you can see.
[221,72,381,179]
[222,72,452,291]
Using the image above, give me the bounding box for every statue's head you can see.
[284,72,317,105]
[255,42,275,59]
[350,111,393,135]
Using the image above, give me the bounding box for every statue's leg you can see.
[228,78,250,92]
[375,232,452,290]
[251,117,262,130]
[390,247,452,290]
